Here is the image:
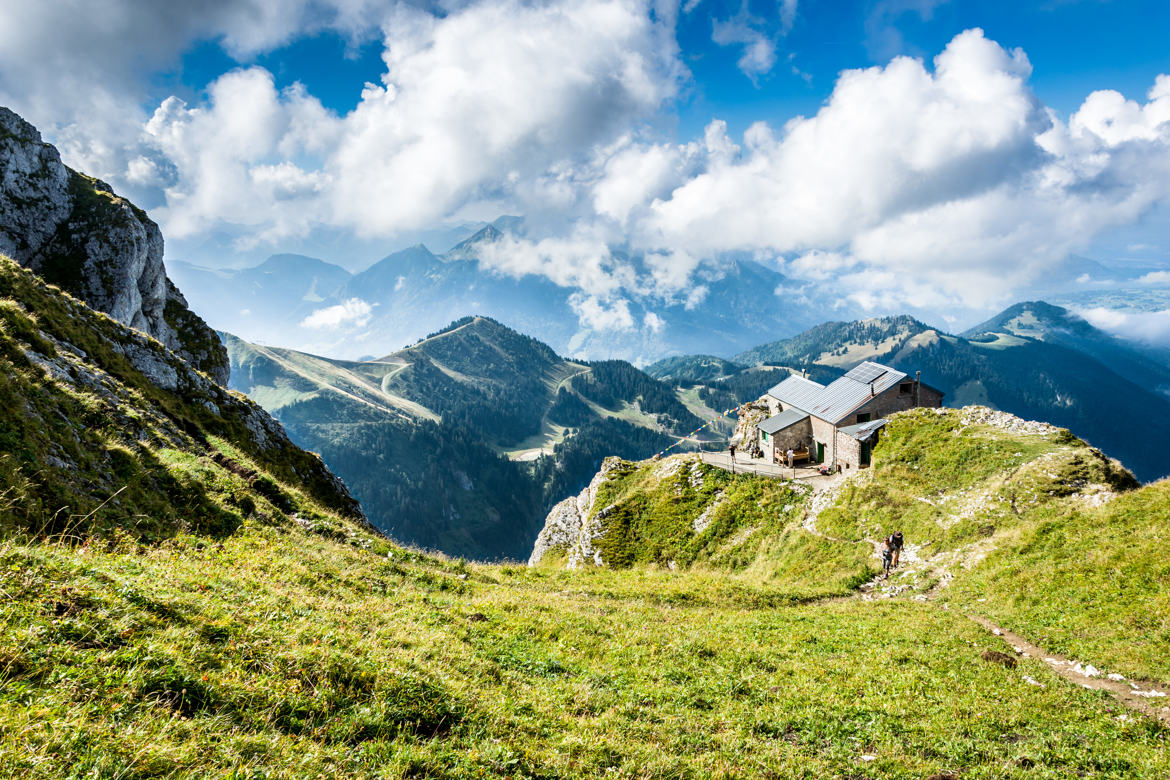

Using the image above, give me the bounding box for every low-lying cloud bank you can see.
[1078,306,1170,348]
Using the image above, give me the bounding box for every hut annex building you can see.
[755,361,943,472]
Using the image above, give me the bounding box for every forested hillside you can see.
[224,317,717,559]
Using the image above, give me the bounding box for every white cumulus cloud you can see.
[569,293,636,331]
[300,298,374,329]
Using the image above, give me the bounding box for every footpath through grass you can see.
[1,517,1167,778]
[945,479,1170,683]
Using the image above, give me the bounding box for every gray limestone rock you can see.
[0,106,228,385]
[529,455,624,568]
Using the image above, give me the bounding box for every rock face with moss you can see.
[0,106,228,384]
[528,456,623,567]
[0,256,363,537]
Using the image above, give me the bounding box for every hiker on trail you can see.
[787,448,795,468]
[881,538,894,578]
[729,443,736,460]
[887,531,904,568]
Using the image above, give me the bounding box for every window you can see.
[856,412,871,424]
[900,383,913,395]
[763,432,769,441]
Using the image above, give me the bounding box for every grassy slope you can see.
[947,480,1170,681]
[553,456,875,597]
[4,527,1169,778]
[0,256,360,540]
[2,255,1169,774]
[0,411,1165,773]
[812,408,1170,681]
[539,407,1170,688]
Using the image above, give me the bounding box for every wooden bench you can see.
[774,448,810,465]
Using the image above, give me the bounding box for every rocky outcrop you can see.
[528,455,624,568]
[0,106,228,385]
[732,399,770,447]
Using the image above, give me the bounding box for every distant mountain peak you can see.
[256,253,350,276]
[962,300,1087,340]
[445,225,504,261]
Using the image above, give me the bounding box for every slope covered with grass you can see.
[5,521,1170,777]
[2,256,1168,775]
[539,455,875,597]
[0,256,360,539]
[535,405,1170,697]
[947,480,1170,681]
[809,407,1169,681]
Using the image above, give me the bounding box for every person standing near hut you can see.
[787,448,795,468]
[729,442,736,461]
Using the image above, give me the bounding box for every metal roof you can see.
[802,361,908,424]
[758,408,810,434]
[766,374,826,409]
[837,418,889,441]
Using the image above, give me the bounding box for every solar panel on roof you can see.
[844,363,887,384]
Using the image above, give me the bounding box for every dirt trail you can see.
[967,615,1170,725]
[798,478,1170,725]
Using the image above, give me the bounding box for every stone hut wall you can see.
[760,418,812,463]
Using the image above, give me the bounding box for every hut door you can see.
[860,441,871,467]
[815,442,824,462]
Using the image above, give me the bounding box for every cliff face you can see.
[0,106,228,384]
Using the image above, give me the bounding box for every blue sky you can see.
[0,0,1168,336]
[675,0,1170,136]
[155,1,1170,138]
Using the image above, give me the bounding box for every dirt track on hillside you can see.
[798,473,1170,727]
[967,615,1170,725]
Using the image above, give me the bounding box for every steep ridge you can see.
[0,255,361,537]
[0,107,227,384]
